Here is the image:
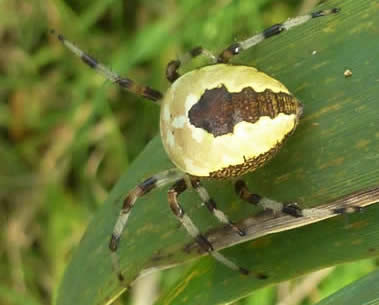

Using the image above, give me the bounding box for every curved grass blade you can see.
[315,270,379,305]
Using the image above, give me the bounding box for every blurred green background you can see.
[0,0,377,305]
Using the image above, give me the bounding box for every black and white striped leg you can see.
[235,180,287,216]
[109,168,185,281]
[191,178,246,236]
[235,180,362,218]
[166,46,217,82]
[50,30,163,102]
[217,8,340,63]
[168,178,259,277]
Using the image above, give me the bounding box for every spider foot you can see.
[239,267,249,276]
[240,268,269,279]
[230,222,246,236]
[282,202,303,217]
[333,206,363,215]
[109,234,120,251]
[311,8,340,18]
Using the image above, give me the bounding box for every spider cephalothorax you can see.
[53,7,358,280]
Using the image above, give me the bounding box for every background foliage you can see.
[0,1,377,305]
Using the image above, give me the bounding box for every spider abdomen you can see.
[160,64,303,178]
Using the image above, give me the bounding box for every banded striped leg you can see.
[235,180,362,218]
[166,47,217,82]
[109,168,185,281]
[217,8,340,63]
[191,178,246,236]
[50,30,163,102]
[168,179,267,278]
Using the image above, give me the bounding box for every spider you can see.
[51,7,359,280]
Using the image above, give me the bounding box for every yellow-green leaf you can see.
[315,270,379,305]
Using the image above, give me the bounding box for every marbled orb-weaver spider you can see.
[52,7,359,280]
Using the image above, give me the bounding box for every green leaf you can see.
[315,270,379,305]
[56,0,379,305]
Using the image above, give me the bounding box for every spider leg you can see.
[166,46,217,82]
[217,8,340,63]
[50,30,163,102]
[235,180,362,218]
[109,168,185,281]
[168,178,267,278]
[191,178,246,236]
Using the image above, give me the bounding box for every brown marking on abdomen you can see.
[188,85,299,137]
